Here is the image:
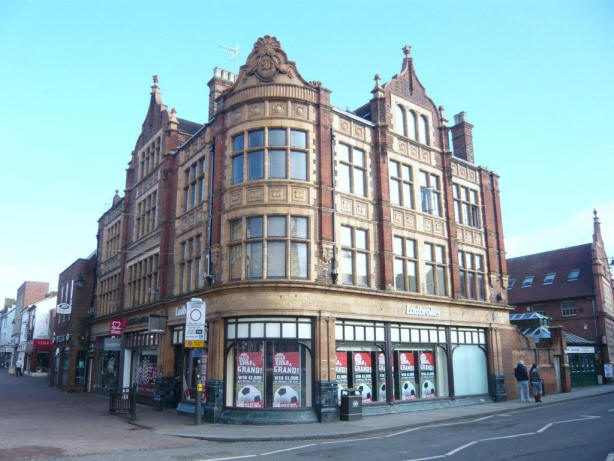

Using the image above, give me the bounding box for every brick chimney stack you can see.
[207,67,237,120]
[451,111,474,163]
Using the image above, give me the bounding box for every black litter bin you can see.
[340,388,362,421]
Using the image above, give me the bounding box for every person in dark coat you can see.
[530,363,543,402]
[514,360,529,402]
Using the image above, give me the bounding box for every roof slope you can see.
[507,244,594,304]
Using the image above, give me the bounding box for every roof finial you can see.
[403,45,411,58]
[374,74,381,87]
[372,73,384,98]
[152,75,159,87]
[594,208,598,220]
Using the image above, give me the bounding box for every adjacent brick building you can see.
[90,36,516,423]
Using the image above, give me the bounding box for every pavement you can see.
[2,367,613,447]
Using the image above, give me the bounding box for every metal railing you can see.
[109,384,137,421]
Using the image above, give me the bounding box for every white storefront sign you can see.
[185,298,206,348]
[405,304,441,318]
[56,303,72,315]
[565,346,594,354]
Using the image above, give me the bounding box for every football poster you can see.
[353,352,373,403]
[336,352,348,405]
[236,350,264,407]
[377,352,388,401]
[272,351,301,408]
[418,351,436,398]
[398,351,417,400]
[199,353,208,402]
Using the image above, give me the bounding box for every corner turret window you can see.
[418,115,429,145]
[395,105,406,136]
[231,128,309,184]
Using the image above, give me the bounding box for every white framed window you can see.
[394,105,406,136]
[561,301,577,317]
[567,269,581,282]
[424,242,446,296]
[183,157,206,212]
[340,225,369,286]
[458,251,485,300]
[453,184,480,228]
[389,160,414,209]
[542,273,556,285]
[393,236,418,292]
[418,114,429,145]
[419,171,441,216]
[521,276,534,288]
[408,110,416,140]
[337,143,366,197]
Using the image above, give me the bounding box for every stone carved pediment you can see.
[245,36,294,82]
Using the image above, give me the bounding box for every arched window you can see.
[419,115,429,145]
[394,105,406,136]
[453,345,488,396]
[407,111,416,140]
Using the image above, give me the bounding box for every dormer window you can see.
[567,269,581,282]
[507,279,515,290]
[542,273,556,285]
[521,276,534,288]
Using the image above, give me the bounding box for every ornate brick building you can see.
[91,36,514,423]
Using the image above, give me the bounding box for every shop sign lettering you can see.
[565,346,594,354]
[405,304,441,318]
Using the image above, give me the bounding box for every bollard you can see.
[130,383,137,421]
[195,359,202,425]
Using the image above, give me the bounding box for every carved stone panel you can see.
[247,103,265,118]
[423,217,433,233]
[339,119,351,135]
[291,187,308,203]
[268,185,287,202]
[434,221,444,236]
[293,103,308,119]
[229,107,244,124]
[353,124,364,140]
[404,212,417,229]
[246,187,265,203]
[392,210,403,226]
[229,190,243,207]
[409,145,419,160]
[339,197,353,214]
[354,200,368,218]
[181,208,205,232]
[270,101,288,116]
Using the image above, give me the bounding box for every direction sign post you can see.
[185,298,206,348]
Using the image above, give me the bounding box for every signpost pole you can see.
[195,358,202,425]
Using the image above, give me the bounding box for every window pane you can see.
[436,246,445,263]
[247,217,263,238]
[233,134,244,152]
[230,245,242,279]
[248,129,264,147]
[424,243,433,261]
[248,151,264,180]
[341,250,353,284]
[406,239,415,258]
[230,220,242,241]
[355,229,367,250]
[340,226,352,247]
[394,258,405,290]
[353,168,365,196]
[269,129,286,146]
[269,150,286,178]
[408,111,416,140]
[407,261,417,292]
[390,179,400,205]
[290,242,307,278]
[353,148,365,167]
[459,271,466,298]
[436,267,446,296]
[477,274,485,300]
[282,322,297,338]
[468,272,475,299]
[267,241,286,277]
[425,265,435,294]
[338,164,351,192]
[421,187,431,213]
[232,155,243,184]
[402,183,412,208]
[338,144,350,162]
[290,130,306,148]
[290,217,308,238]
[356,252,368,286]
[291,151,307,180]
[389,160,399,177]
[393,237,403,255]
[246,242,263,278]
[267,216,286,237]
[402,165,411,181]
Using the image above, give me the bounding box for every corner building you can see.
[93,36,513,424]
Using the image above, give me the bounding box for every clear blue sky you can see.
[1,0,612,302]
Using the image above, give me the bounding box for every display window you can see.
[98,350,119,391]
[182,348,207,401]
[335,351,349,405]
[397,351,417,400]
[131,348,158,395]
[272,347,302,408]
[335,348,380,405]
[235,342,265,408]
[352,351,373,403]
[418,351,436,398]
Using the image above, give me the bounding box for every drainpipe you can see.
[206,139,215,286]
[330,128,338,284]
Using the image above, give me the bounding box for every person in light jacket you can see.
[530,363,542,402]
[15,359,23,377]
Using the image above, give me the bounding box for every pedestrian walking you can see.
[530,363,543,403]
[514,360,529,402]
[15,359,23,377]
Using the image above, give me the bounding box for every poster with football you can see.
[235,350,264,407]
[272,351,301,408]
[377,352,389,401]
[336,352,348,405]
[418,351,436,398]
[398,351,417,400]
[353,352,373,403]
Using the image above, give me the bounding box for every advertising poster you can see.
[272,351,301,407]
[419,351,436,398]
[236,351,264,407]
[377,352,393,401]
[336,352,348,405]
[353,352,373,403]
[399,351,417,400]
[200,353,208,402]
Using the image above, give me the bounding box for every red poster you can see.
[109,319,126,337]
[336,352,348,405]
[377,352,387,401]
[272,351,301,408]
[399,352,417,400]
[419,351,436,398]
[353,352,373,403]
[236,351,264,407]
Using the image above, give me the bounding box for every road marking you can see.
[198,455,257,461]
[260,444,315,455]
[605,452,614,461]
[608,408,614,412]
[385,415,493,438]
[446,441,478,456]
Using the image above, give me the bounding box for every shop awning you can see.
[564,331,595,346]
[509,313,550,321]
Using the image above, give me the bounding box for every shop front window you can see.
[132,348,158,395]
[452,345,488,396]
[99,350,119,391]
[182,348,207,401]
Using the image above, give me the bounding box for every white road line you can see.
[405,455,447,461]
[480,432,536,441]
[260,443,316,455]
[386,415,494,438]
[445,441,478,456]
[197,455,257,461]
[605,451,614,461]
[536,423,553,434]
[608,408,614,412]
[320,435,384,444]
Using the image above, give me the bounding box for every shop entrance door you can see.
[569,353,597,387]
